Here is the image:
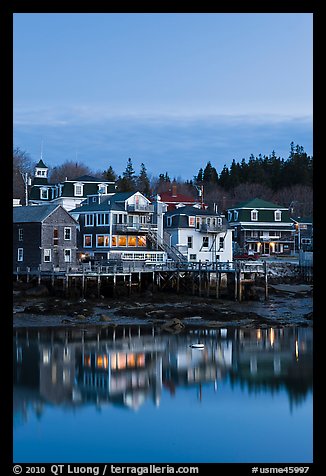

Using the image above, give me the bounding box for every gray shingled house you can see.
[13,204,78,272]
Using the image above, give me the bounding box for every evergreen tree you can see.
[136,163,151,196]
[203,161,218,184]
[103,165,117,182]
[117,158,136,192]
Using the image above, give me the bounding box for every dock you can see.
[14,260,269,302]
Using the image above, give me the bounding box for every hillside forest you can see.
[13,142,312,217]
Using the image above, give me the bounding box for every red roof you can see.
[159,192,201,210]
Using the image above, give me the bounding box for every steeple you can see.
[34,159,48,180]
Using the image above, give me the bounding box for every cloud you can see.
[13,111,313,178]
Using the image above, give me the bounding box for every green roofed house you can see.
[227,198,295,256]
[29,160,117,211]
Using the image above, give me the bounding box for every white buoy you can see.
[190,343,205,349]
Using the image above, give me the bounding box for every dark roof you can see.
[291,216,313,224]
[13,204,59,223]
[72,175,111,183]
[35,159,48,168]
[229,198,286,210]
[70,191,136,213]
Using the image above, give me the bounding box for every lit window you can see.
[118,236,127,247]
[128,236,137,247]
[251,210,258,221]
[53,228,59,245]
[84,235,92,247]
[97,235,109,247]
[138,236,146,247]
[189,216,195,227]
[111,236,117,246]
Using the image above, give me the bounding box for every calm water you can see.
[13,325,313,463]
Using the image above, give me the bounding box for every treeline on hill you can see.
[13,142,313,217]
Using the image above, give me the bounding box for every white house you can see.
[163,206,233,263]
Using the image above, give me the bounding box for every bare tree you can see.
[13,147,33,203]
[48,160,94,182]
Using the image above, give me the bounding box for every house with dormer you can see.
[163,205,233,262]
[29,160,116,211]
[227,198,295,256]
[69,191,167,264]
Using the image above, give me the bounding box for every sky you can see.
[13,13,313,180]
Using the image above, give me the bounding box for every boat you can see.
[190,343,205,349]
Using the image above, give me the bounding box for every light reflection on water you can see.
[13,326,313,463]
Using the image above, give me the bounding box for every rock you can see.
[25,285,49,297]
[100,314,111,322]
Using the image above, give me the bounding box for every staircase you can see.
[147,229,187,262]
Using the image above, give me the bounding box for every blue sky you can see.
[13,13,313,179]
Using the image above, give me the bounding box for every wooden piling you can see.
[264,261,269,300]
[215,272,220,299]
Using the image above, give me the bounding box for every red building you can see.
[159,183,202,211]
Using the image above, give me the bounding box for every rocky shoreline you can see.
[13,280,313,330]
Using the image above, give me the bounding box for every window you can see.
[98,184,107,194]
[64,249,71,262]
[202,236,209,248]
[138,236,146,247]
[85,214,94,226]
[97,235,109,247]
[18,228,23,241]
[274,210,282,221]
[53,228,59,245]
[219,237,224,250]
[111,236,117,246]
[17,248,23,262]
[189,254,197,261]
[40,188,48,199]
[64,227,71,240]
[234,210,239,221]
[251,209,258,221]
[196,217,200,229]
[44,249,51,262]
[187,236,193,248]
[227,211,232,222]
[97,213,109,226]
[189,216,195,227]
[118,236,127,247]
[128,236,137,247]
[84,235,92,247]
[74,183,84,196]
[167,217,172,227]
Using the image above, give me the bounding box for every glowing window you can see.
[118,236,127,247]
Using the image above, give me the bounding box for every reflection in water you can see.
[14,326,312,420]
